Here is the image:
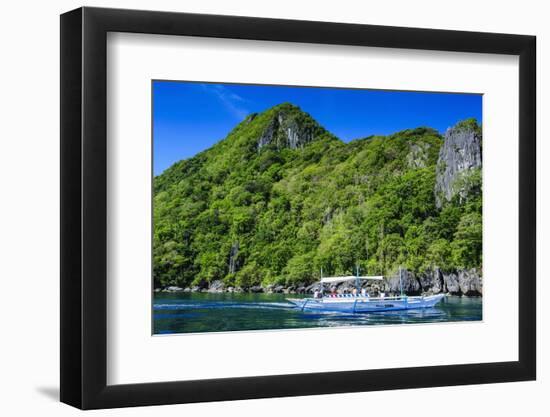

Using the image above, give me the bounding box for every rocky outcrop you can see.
[228,242,239,274]
[257,107,317,151]
[162,286,184,292]
[430,268,445,294]
[393,268,482,296]
[417,268,445,294]
[435,120,482,208]
[207,280,225,293]
[443,272,460,294]
[406,143,430,169]
[305,282,322,293]
[384,269,422,295]
[156,269,481,296]
[265,284,285,294]
[257,117,278,150]
[244,113,257,124]
[457,269,483,296]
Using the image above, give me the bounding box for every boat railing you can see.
[321,294,410,301]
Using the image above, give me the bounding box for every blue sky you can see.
[153,81,482,175]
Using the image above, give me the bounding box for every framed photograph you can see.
[60,6,536,409]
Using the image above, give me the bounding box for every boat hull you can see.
[286,294,445,313]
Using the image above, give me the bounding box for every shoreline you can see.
[155,287,482,297]
[155,268,483,297]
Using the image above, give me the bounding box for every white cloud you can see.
[200,84,250,120]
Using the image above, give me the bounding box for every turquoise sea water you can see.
[153,293,482,334]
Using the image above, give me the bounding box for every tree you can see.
[451,212,482,269]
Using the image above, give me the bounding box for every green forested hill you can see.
[153,103,482,289]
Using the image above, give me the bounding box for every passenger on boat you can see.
[313,289,320,299]
[352,288,358,296]
[361,288,368,298]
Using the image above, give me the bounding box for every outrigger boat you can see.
[286,267,444,313]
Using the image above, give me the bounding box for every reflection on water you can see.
[153,292,482,335]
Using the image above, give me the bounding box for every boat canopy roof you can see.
[320,275,384,284]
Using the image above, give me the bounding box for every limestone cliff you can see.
[257,104,321,151]
[435,119,482,208]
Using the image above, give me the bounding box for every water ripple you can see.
[152,293,482,334]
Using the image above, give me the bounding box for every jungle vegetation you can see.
[153,103,482,289]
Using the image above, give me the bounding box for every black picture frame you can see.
[60,6,536,410]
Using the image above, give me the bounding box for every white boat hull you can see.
[286,294,445,313]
